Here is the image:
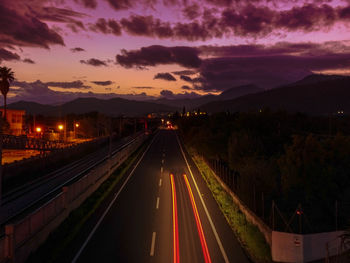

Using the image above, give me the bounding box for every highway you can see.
[0,133,142,228]
[70,130,249,263]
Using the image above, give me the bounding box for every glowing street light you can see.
[36,127,42,133]
[74,122,80,139]
[58,124,64,131]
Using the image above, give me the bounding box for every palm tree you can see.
[0,66,14,121]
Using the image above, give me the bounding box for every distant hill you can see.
[7,101,55,113]
[152,84,262,109]
[200,76,350,115]
[288,74,349,87]
[7,97,178,116]
[151,95,216,109]
[217,84,261,100]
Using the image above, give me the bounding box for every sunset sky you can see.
[1,0,350,104]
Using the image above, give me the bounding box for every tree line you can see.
[175,110,350,233]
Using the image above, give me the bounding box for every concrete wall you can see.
[0,133,147,263]
[272,230,345,263]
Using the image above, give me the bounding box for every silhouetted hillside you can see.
[289,74,350,87]
[7,97,177,116]
[201,77,350,115]
[153,84,261,109]
[218,84,261,100]
[8,101,55,113]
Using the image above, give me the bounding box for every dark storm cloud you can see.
[200,41,350,57]
[0,48,20,62]
[105,0,135,10]
[160,89,201,99]
[172,70,197,75]
[198,54,350,91]
[70,47,86,52]
[116,45,202,69]
[80,58,108,66]
[0,1,65,48]
[90,18,122,36]
[46,80,91,89]
[154,72,177,81]
[120,15,173,38]
[182,3,202,20]
[32,6,86,24]
[23,58,35,64]
[74,0,98,9]
[90,3,350,41]
[91,81,114,86]
[180,75,193,82]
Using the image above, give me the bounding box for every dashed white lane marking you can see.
[150,232,157,256]
[161,159,164,164]
[156,197,160,209]
[161,167,163,173]
[159,178,162,187]
[71,134,157,263]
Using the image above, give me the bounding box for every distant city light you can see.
[36,127,42,132]
[75,123,80,128]
[58,124,64,130]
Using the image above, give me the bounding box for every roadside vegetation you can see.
[189,148,272,263]
[26,138,150,263]
[175,110,350,233]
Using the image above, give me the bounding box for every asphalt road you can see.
[73,130,249,263]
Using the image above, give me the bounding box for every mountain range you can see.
[201,74,350,115]
[6,74,350,116]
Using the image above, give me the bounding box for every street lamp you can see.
[74,122,79,140]
[58,124,65,142]
[36,127,42,133]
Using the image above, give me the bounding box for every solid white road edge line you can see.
[72,134,157,263]
[156,197,160,209]
[176,134,230,263]
[150,232,157,256]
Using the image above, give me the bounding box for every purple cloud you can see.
[80,58,108,66]
[116,45,201,68]
[23,58,35,64]
[154,72,177,81]
[71,47,85,52]
[0,48,20,62]
[91,80,114,86]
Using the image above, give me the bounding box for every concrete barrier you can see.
[0,133,147,263]
[272,230,345,262]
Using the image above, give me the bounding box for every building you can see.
[0,108,25,135]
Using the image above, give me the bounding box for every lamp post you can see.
[74,123,79,140]
[58,124,64,142]
[36,127,42,138]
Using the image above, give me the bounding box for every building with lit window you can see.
[0,108,25,135]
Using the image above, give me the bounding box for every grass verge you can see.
[187,147,272,263]
[26,138,150,263]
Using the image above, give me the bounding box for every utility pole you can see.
[335,200,338,231]
[0,134,2,206]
